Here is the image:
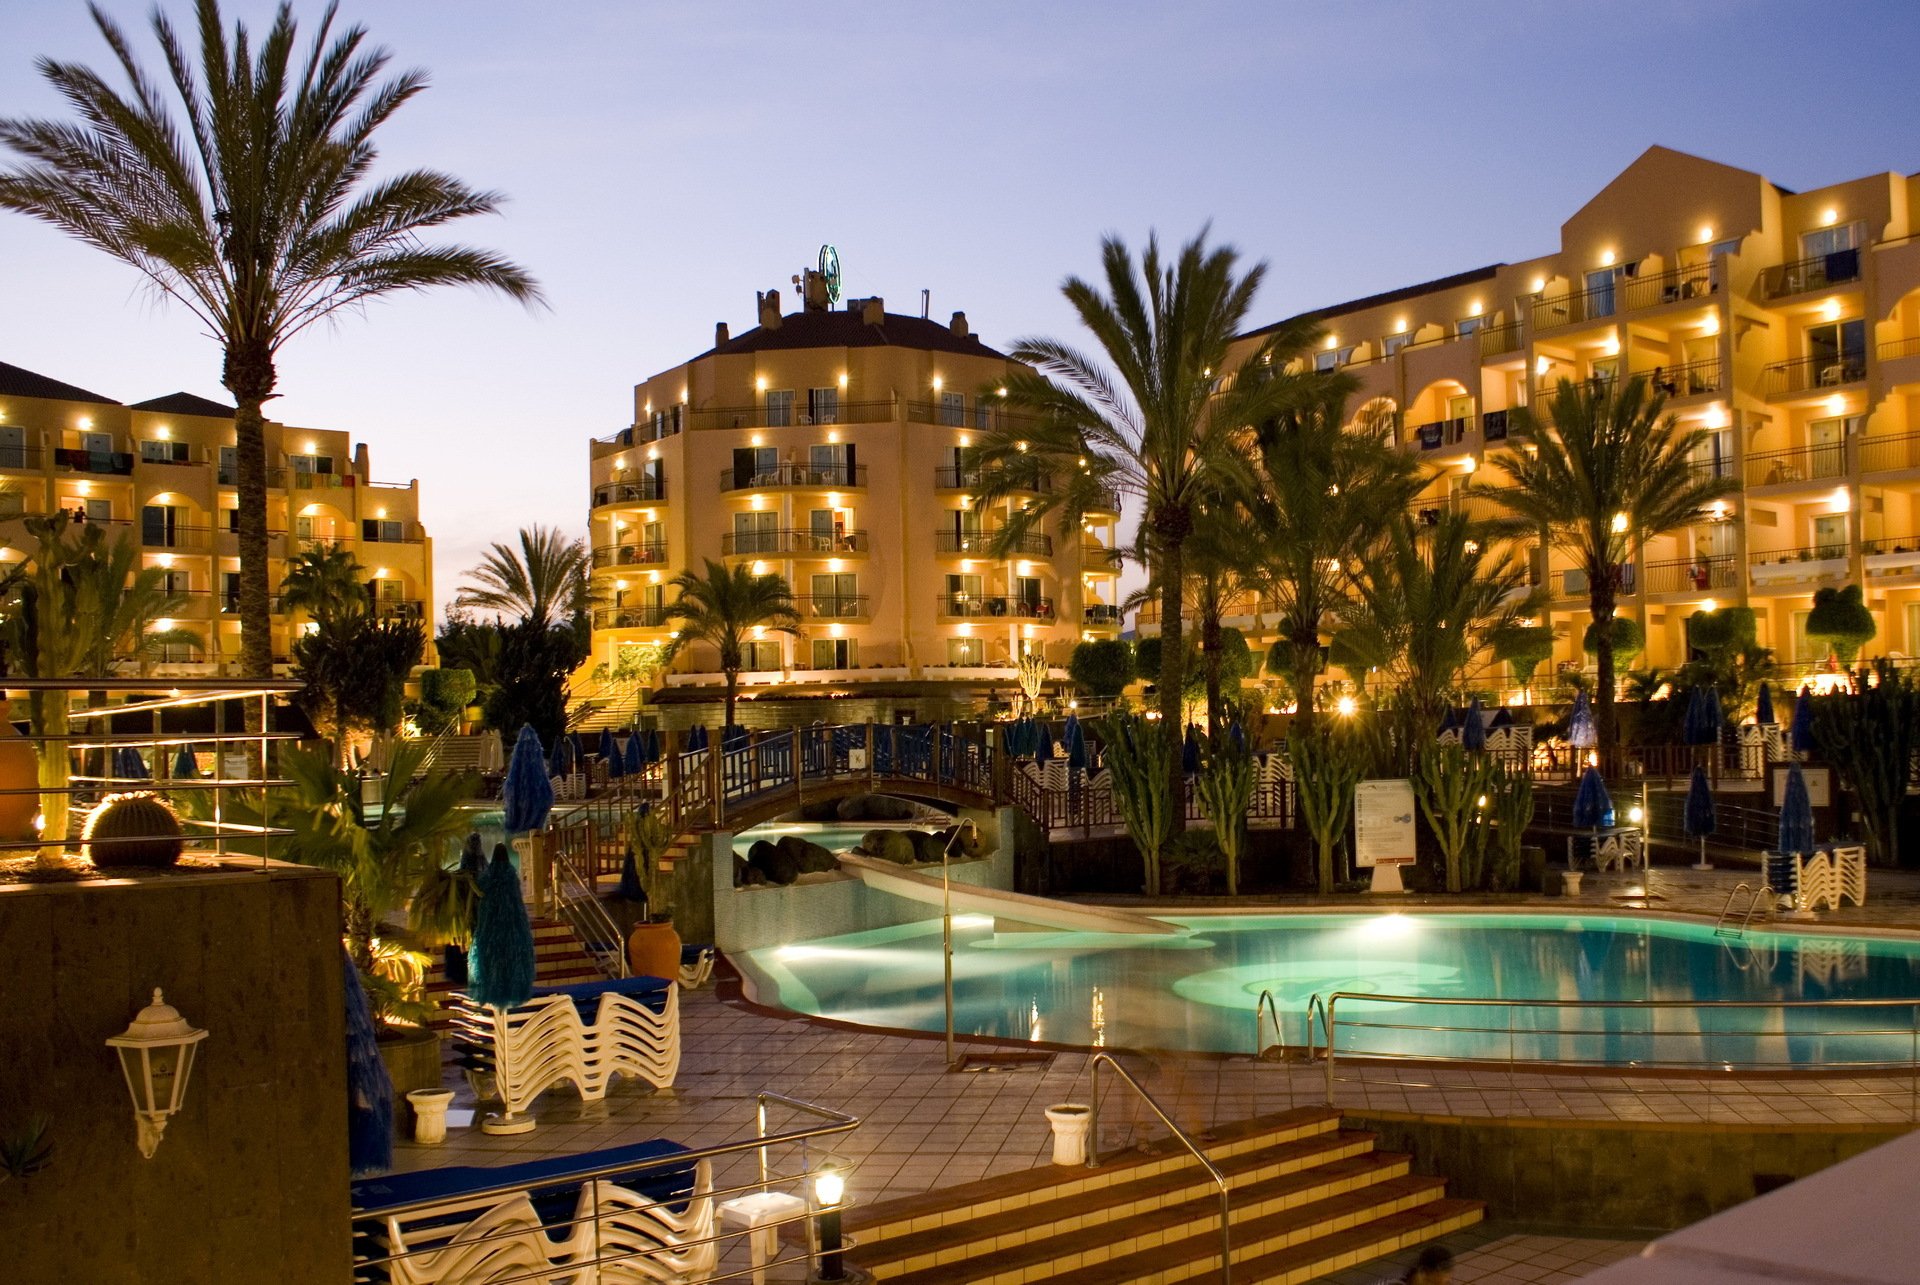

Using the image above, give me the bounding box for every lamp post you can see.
[812,1162,846,1283]
[106,988,208,1158]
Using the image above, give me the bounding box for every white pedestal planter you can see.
[1561,870,1584,897]
[1045,1103,1091,1166]
[406,1089,455,1145]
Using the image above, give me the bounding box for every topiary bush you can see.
[1068,639,1134,699]
[82,792,184,868]
[1806,584,1876,664]
[1582,615,1644,666]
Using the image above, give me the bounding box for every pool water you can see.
[737,913,1920,1068]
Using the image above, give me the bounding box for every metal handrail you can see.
[548,827,629,980]
[1087,1052,1231,1283]
[1714,881,1771,938]
[1303,992,1331,1063]
[1253,989,1283,1058]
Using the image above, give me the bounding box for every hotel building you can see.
[1170,146,1920,690]
[581,276,1124,726]
[0,359,434,672]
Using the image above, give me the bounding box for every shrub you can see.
[1806,584,1876,664]
[1582,615,1644,666]
[1068,639,1134,698]
[417,668,477,732]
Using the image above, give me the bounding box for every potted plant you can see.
[623,805,681,979]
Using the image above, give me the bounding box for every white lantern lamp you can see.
[106,988,208,1158]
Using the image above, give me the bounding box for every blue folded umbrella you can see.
[1682,685,1718,746]
[1181,724,1201,775]
[1035,723,1054,763]
[1461,698,1487,752]
[502,725,554,836]
[1572,765,1614,829]
[598,728,618,762]
[1778,762,1815,856]
[1789,686,1816,754]
[1568,691,1597,749]
[1754,682,1775,727]
[1064,715,1088,771]
[624,729,644,776]
[172,746,199,779]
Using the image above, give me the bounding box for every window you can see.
[743,640,782,671]
[811,638,857,670]
[1908,603,1920,655]
[223,571,241,613]
[159,570,190,595]
[946,573,983,614]
[1812,514,1848,559]
[939,392,965,426]
[1382,332,1412,357]
[947,637,984,665]
[290,453,333,475]
[1805,319,1866,384]
[808,442,853,485]
[1801,223,1861,259]
[141,439,188,464]
[1709,237,1742,260]
[362,518,404,543]
[974,401,992,431]
[731,446,777,488]
[808,507,852,553]
[294,515,314,541]
[77,497,108,522]
[1014,576,1044,613]
[141,504,183,548]
[218,445,237,485]
[1791,610,1815,662]
[641,520,665,559]
[1583,268,1619,318]
[732,510,778,554]
[809,572,858,616]
[225,507,242,533]
[807,387,839,425]
[945,508,983,550]
[764,389,794,427]
[1455,315,1486,338]
[1807,415,1857,478]
[1314,346,1354,372]
[1689,428,1733,479]
[1590,356,1620,385]
[0,491,22,517]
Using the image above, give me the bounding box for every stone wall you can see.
[0,863,349,1284]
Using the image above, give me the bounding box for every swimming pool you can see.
[736,912,1920,1069]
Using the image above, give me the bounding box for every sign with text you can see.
[1354,779,1418,868]
[1772,765,1832,809]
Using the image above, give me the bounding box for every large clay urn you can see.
[626,918,682,982]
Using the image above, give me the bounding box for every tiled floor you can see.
[1334,1228,1645,1284]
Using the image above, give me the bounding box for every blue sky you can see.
[2,0,1917,618]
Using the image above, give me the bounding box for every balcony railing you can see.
[718,463,864,492]
[1749,544,1849,587]
[1641,554,1738,596]
[590,605,669,629]
[1559,563,1636,597]
[1879,335,1920,366]
[1861,430,1920,474]
[1746,440,1847,487]
[938,595,1056,620]
[795,594,869,620]
[1481,408,1512,441]
[1686,454,1736,482]
[373,599,426,620]
[290,471,353,491]
[1765,352,1866,396]
[1763,249,1863,300]
[1478,321,1525,357]
[141,523,213,551]
[1618,262,1718,311]
[687,399,896,431]
[590,541,668,568]
[359,522,425,544]
[0,446,43,471]
[1411,416,1473,451]
[592,477,667,507]
[933,530,1051,556]
[217,466,286,488]
[934,464,1054,492]
[1644,356,1721,400]
[1083,603,1122,626]
[1083,542,1124,570]
[720,529,868,557]
[1087,485,1122,512]
[54,447,133,475]
[1863,533,1920,557]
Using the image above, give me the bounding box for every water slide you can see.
[837,852,1180,935]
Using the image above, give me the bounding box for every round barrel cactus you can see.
[83,792,185,869]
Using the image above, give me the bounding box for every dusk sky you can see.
[2,0,1917,621]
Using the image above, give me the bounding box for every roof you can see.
[1242,264,1505,341]
[129,391,234,419]
[0,359,119,406]
[696,308,1008,361]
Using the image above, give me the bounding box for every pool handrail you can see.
[1317,991,1920,1108]
[1304,992,1331,1064]
[1254,989,1283,1059]
[1087,1051,1231,1283]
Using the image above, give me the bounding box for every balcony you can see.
[1086,486,1122,513]
[591,605,669,630]
[1686,454,1736,483]
[720,529,868,558]
[1865,534,1920,585]
[359,521,425,545]
[933,464,1054,492]
[1642,555,1737,596]
[1745,441,1846,488]
[592,476,667,507]
[1481,408,1512,442]
[1749,544,1848,590]
[141,523,213,552]
[1765,352,1866,398]
[795,594,869,621]
[373,599,426,620]
[1083,603,1122,626]
[591,541,668,569]
[1082,542,1123,571]
[1618,262,1718,311]
[932,529,1051,557]
[1477,321,1525,358]
[686,400,894,431]
[1410,416,1473,452]
[1559,564,1637,598]
[55,447,133,475]
[1645,356,1721,401]
[216,466,285,488]
[1860,430,1920,475]
[0,446,44,472]
[718,463,864,493]
[938,595,1055,621]
[290,471,353,491]
[1763,250,1862,300]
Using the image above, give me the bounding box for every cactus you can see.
[81,792,185,869]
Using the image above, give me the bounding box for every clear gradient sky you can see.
[3,1,1918,621]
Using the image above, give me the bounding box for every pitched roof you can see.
[129,391,235,418]
[0,359,119,406]
[1242,264,1505,341]
[698,308,1008,360]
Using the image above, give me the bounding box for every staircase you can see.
[423,915,610,1022]
[843,1107,1482,1285]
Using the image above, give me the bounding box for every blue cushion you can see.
[680,943,713,964]
[532,974,672,1018]
[352,1138,691,1215]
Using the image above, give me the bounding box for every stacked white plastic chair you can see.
[1831,843,1868,907]
[370,1159,715,1285]
[451,982,682,1120]
[678,948,715,989]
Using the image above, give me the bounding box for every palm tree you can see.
[661,559,802,732]
[0,0,541,680]
[1334,505,1544,731]
[1492,375,1740,768]
[456,525,588,628]
[1249,388,1422,727]
[281,543,366,630]
[971,229,1325,812]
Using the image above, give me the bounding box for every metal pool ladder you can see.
[1087,1051,1232,1283]
[1715,882,1771,938]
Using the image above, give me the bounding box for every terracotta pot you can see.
[0,719,38,842]
[626,919,682,981]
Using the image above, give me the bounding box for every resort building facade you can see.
[582,278,1124,725]
[0,360,434,672]
[1168,146,1920,695]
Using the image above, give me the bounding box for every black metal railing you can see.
[1749,544,1849,573]
[1764,249,1862,299]
[718,463,864,492]
[1863,533,1920,558]
[1083,542,1124,570]
[1411,416,1473,451]
[1558,563,1636,597]
[592,476,667,507]
[933,529,1051,556]
[1478,321,1525,357]
[1746,440,1846,486]
[141,523,213,551]
[1765,352,1866,396]
[1641,555,1738,595]
[681,399,893,431]
[934,464,1055,492]
[1644,356,1721,399]
[591,605,669,629]
[54,447,134,475]
[1083,603,1122,625]
[937,595,1056,620]
[1619,262,1718,311]
[590,542,668,568]
[1878,335,1920,365]
[1861,431,1920,474]
[794,594,868,619]
[719,529,868,557]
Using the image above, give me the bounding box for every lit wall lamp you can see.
[106,988,207,1158]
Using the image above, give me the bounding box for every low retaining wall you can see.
[1349,1110,1908,1233]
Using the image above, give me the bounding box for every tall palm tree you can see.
[0,0,541,680]
[971,229,1325,812]
[280,542,365,629]
[1249,388,1422,728]
[456,525,587,628]
[1334,505,1544,732]
[661,559,802,732]
[1491,375,1740,767]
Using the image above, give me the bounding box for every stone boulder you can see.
[860,829,918,865]
[747,838,799,886]
[734,856,767,887]
[777,833,839,874]
[910,830,948,864]
[796,799,844,822]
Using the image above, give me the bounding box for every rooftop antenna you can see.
[921,288,930,319]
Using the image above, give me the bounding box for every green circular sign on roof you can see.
[819,244,842,305]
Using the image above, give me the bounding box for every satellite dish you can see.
[818,245,842,305]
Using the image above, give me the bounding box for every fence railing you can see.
[934,529,1051,556]
[722,529,869,557]
[1478,321,1525,357]
[1641,554,1737,595]
[1644,355,1721,399]
[794,594,868,620]
[1861,431,1920,474]
[1766,352,1866,396]
[718,463,865,492]
[592,477,667,507]
[937,595,1056,620]
[591,541,668,568]
[1746,440,1847,486]
[1764,249,1862,299]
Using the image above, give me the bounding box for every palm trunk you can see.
[345,898,376,975]
[226,347,276,780]
[1290,629,1321,733]
[723,670,738,735]
[1589,570,1618,777]
[1155,539,1187,842]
